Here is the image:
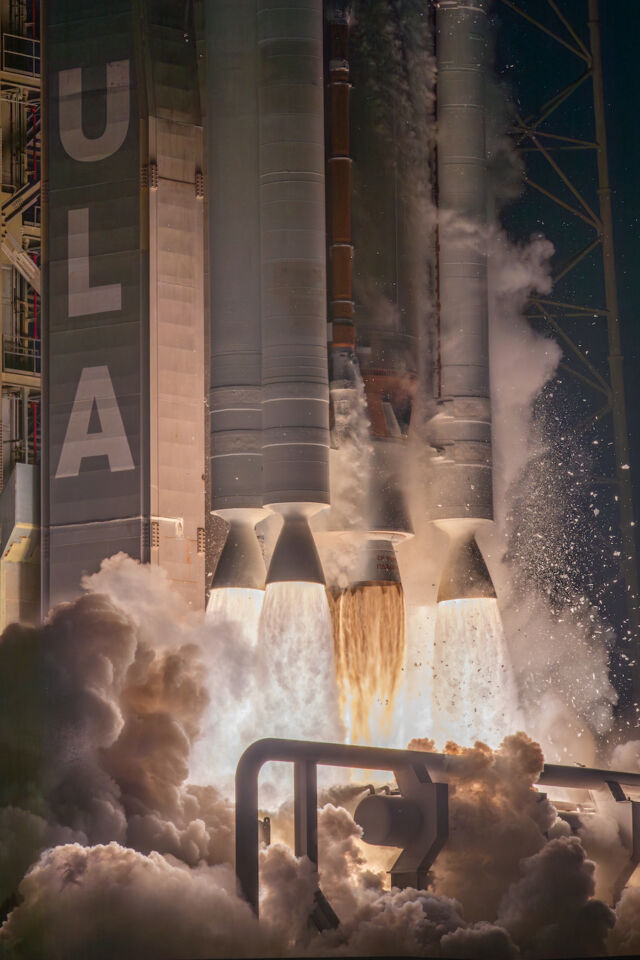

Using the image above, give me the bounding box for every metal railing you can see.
[2,335,40,375]
[2,32,40,77]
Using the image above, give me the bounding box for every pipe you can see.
[207,0,267,586]
[258,0,330,582]
[235,737,640,914]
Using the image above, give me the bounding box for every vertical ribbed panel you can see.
[258,0,330,506]
[207,0,263,510]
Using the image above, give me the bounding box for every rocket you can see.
[207,0,495,604]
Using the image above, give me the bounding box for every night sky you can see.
[489,0,640,705]
[497,0,639,511]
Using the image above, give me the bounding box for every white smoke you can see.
[0,561,638,958]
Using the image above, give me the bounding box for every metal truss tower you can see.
[0,0,41,627]
[497,0,640,704]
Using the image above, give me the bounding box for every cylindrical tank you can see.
[258,0,329,581]
[430,0,492,527]
[207,0,267,587]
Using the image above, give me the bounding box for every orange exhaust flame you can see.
[328,582,406,744]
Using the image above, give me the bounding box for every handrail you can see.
[235,737,640,918]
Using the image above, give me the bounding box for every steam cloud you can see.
[0,556,638,958]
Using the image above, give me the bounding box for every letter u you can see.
[59,60,130,162]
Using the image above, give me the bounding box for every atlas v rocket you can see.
[42,0,495,607]
[208,0,495,603]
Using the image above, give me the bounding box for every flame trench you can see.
[328,582,406,744]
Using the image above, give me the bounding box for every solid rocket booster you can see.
[259,0,329,584]
[207,0,267,590]
[431,0,495,596]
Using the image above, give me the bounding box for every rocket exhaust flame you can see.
[432,597,522,748]
[328,581,406,744]
[205,585,264,632]
[257,582,343,745]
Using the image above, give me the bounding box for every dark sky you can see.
[602,0,640,482]
[492,0,639,697]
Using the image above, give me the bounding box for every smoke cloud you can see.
[1,560,636,958]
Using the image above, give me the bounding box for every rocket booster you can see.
[430,0,495,598]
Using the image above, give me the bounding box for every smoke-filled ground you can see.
[0,554,639,959]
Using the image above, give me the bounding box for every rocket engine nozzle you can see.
[349,537,402,587]
[212,509,267,591]
[266,504,326,586]
[436,521,496,603]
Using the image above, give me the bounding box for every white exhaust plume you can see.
[431,598,523,748]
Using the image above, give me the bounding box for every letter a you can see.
[56,366,134,478]
[59,60,130,162]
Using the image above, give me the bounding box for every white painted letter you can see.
[59,60,130,162]
[56,366,134,478]
[68,208,121,317]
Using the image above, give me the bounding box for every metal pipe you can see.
[235,736,640,915]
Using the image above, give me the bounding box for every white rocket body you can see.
[207,0,268,589]
[259,0,330,584]
[430,0,495,595]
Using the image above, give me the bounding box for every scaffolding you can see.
[0,0,40,626]
[497,0,639,703]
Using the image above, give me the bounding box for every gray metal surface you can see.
[44,0,206,610]
[258,0,330,509]
[44,1,145,608]
[206,0,264,514]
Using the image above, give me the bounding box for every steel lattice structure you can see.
[497,0,639,704]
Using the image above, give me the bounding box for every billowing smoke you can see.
[482,226,619,762]
[1,558,638,958]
